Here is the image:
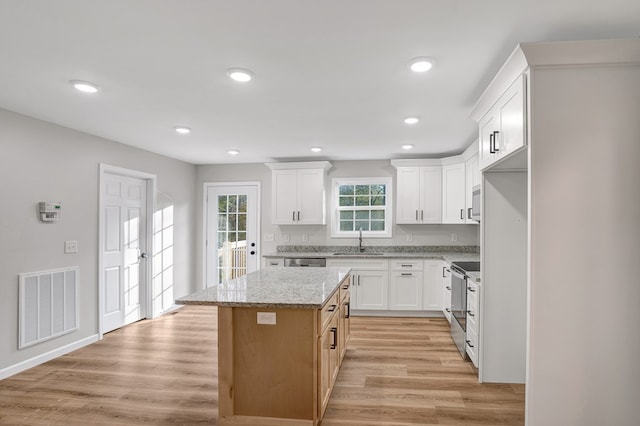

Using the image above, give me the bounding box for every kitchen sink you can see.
[332,252,384,256]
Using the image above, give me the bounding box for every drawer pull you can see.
[445,308,451,313]
[466,340,474,348]
[401,264,412,267]
[327,304,337,312]
[401,273,412,276]
[330,327,338,349]
[467,288,476,293]
[446,286,451,290]
[345,301,350,318]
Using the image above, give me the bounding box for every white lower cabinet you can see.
[389,260,423,310]
[466,280,480,367]
[423,259,445,312]
[326,259,389,311]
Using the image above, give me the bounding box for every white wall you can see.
[527,64,640,425]
[195,160,479,286]
[0,108,196,374]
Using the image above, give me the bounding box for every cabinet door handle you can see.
[445,308,451,313]
[460,209,464,220]
[492,131,500,152]
[466,340,474,348]
[327,304,337,312]
[345,301,350,318]
[468,207,472,219]
[489,133,495,154]
[442,266,448,278]
[297,211,300,221]
[415,210,418,221]
[446,286,451,290]
[401,273,413,276]
[401,264,412,267]
[421,210,424,221]
[330,327,338,349]
[468,288,476,293]
[292,211,295,221]
[468,311,475,317]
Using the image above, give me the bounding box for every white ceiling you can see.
[1,1,639,165]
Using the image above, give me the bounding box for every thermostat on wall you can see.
[39,202,62,222]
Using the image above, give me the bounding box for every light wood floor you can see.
[0,306,524,425]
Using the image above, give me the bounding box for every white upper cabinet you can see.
[441,162,466,224]
[476,74,527,170]
[267,161,332,225]
[394,164,442,224]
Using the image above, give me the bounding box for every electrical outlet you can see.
[283,233,290,242]
[302,233,308,242]
[64,240,78,253]
[451,233,458,242]
[406,233,413,242]
[263,233,274,242]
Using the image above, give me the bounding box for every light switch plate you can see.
[64,240,78,254]
[406,233,413,242]
[257,312,276,325]
[282,233,290,242]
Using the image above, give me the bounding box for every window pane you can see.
[217,232,226,248]
[355,211,370,220]
[228,195,237,213]
[371,184,386,195]
[340,211,354,220]
[355,221,370,231]
[340,221,353,231]
[228,232,237,243]
[339,185,354,196]
[339,196,354,207]
[371,210,385,220]
[218,196,227,213]
[355,196,369,206]
[238,195,247,213]
[238,213,246,231]
[237,232,246,242]
[371,221,385,231]
[218,214,227,231]
[355,185,370,195]
[371,195,385,206]
[228,215,237,231]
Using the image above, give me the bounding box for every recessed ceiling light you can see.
[311,146,323,153]
[226,68,254,82]
[227,149,240,156]
[404,116,420,125]
[174,126,191,134]
[402,144,414,150]
[70,80,99,93]
[408,57,435,73]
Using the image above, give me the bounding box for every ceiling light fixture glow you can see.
[402,144,414,150]
[70,80,99,93]
[404,116,420,125]
[227,68,254,82]
[311,146,323,153]
[227,149,240,155]
[408,57,434,73]
[174,126,191,134]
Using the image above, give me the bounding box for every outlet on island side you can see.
[451,233,458,242]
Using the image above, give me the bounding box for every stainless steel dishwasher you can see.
[283,257,327,267]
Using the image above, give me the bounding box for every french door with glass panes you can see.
[206,184,259,287]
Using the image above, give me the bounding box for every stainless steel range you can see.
[449,261,480,359]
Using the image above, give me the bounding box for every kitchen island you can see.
[176,267,352,426]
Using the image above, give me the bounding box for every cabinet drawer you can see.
[466,327,479,368]
[390,260,423,271]
[326,258,388,270]
[467,282,479,310]
[319,291,340,334]
[339,275,351,302]
[467,305,478,334]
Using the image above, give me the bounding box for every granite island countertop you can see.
[175,267,351,309]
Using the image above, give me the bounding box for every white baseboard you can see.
[0,334,100,380]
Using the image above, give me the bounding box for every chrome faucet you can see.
[358,228,365,252]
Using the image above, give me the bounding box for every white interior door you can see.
[101,172,148,333]
[206,184,259,287]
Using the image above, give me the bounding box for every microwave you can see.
[471,185,481,221]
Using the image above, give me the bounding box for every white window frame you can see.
[330,177,393,238]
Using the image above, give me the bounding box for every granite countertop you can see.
[263,249,480,264]
[175,267,351,309]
